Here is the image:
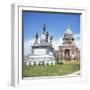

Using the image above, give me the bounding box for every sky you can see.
[23,11,80,56]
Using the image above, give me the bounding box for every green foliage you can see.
[57,61,64,65]
[24,62,80,77]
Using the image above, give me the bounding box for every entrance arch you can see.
[64,49,70,60]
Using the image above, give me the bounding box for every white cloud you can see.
[74,34,80,49]
[24,38,34,56]
[24,37,63,56]
[24,34,80,56]
[52,34,80,50]
[24,38,40,56]
[52,37,63,50]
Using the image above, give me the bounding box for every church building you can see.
[24,24,56,65]
[58,25,80,61]
[24,24,80,65]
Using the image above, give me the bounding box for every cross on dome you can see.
[65,25,73,35]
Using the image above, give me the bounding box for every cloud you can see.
[24,38,34,56]
[24,37,63,56]
[24,38,41,56]
[52,37,63,50]
[74,34,80,49]
[52,34,80,50]
[24,34,80,56]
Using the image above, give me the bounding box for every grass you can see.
[24,61,80,77]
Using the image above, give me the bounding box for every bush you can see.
[57,61,63,65]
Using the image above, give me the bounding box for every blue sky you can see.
[23,11,80,41]
[23,11,80,56]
